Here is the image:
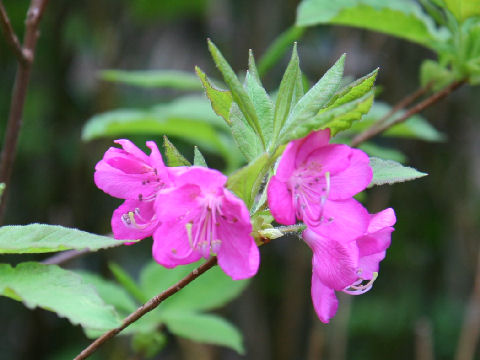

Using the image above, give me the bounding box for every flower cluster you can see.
[267,129,396,323]
[94,139,259,280]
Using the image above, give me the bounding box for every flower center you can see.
[121,207,157,230]
[290,161,330,226]
[343,272,378,295]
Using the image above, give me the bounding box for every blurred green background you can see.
[1,0,480,359]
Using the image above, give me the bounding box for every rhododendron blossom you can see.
[267,129,373,241]
[152,166,259,280]
[94,139,173,240]
[304,208,396,323]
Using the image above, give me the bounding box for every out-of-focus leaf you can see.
[109,263,147,304]
[296,0,446,49]
[163,135,191,166]
[0,224,128,254]
[230,104,263,161]
[207,40,265,147]
[227,153,271,209]
[444,0,480,22]
[420,60,456,90]
[161,312,244,354]
[349,102,446,141]
[77,271,137,314]
[100,70,203,90]
[196,67,233,124]
[358,142,407,163]
[132,332,167,358]
[193,146,207,167]
[272,45,301,143]
[258,26,306,76]
[0,183,5,198]
[369,157,428,186]
[0,262,121,331]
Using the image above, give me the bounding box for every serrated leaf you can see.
[100,70,203,90]
[283,54,346,136]
[227,153,271,209]
[369,157,428,186]
[0,262,121,330]
[248,49,261,83]
[326,68,378,108]
[272,45,301,143]
[230,104,263,161]
[77,271,137,314]
[161,312,244,354]
[445,0,480,22]
[245,71,274,145]
[349,102,445,141]
[207,40,266,147]
[296,0,446,49]
[163,135,191,166]
[0,224,129,254]
[195,67,233,124]
[193,146,207,167]
[109,263,147,304]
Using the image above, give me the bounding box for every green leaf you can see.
[161,312,244,354]
[369,157,428,186]
[326,68,378,108]
[195,67,233,125]
[245,71,274,146]
[193,146,208,167]
[163,135,191,166]
[281,54,346,139]
[445,0,480,21]
[230,104,263,161]
[207,39,266,148]
[258,26,306,76]
[296,0,446,49]
[272,44,301,143]
[349,102,445,141]
[227,153,271,209]
[420,60,456,91]
[0,183,5,198]
[109,263,147,304]
[0,262,121,330]
[248,49,261,83]
[77,271,137,314]
[0,224,129,254]
[132,332,167,358]
[357,142,407,163]
[100,70,203,90]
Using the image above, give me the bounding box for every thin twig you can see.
[73,257,218,360]
[0,3,27,64]
[0,0,49,223]
[351,79,466,147]
[42,249,93,265]
[455,249,480,360]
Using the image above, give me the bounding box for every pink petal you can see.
[357,228,393,257]
[216,190,259,280]
[311,271,338,323]
[275,141,301,181]
[303,144,351,175]
[295,129,331,166]
[174,166,227,192]
[357,251,386,280]
[111,199,158,240]
[267,176,296,225]
[304,229,358,290]
[146,141,170,180]
[114,139,150,163]
[311,198,369,242]
[327,149,373,199]
[368,208,396,233]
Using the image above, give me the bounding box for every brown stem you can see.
[0,3,27,64]
[351,79,466,147]
[73,257,218,360]
[0,0,49,223]
[41,249,93,265]
[455,249,480,360]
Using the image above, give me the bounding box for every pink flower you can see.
[267,129,372,241]
[304,208,396,323]
[94,139,173,240]
[152,166,259,280]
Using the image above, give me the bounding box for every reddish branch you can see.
[351,79,466,147]
[73,257,218,360]
[0,0,49,223]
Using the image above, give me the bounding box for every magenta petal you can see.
[267,176,295,225]
[174,166,227,191]
[114,139,150,163]
[358,251,386,280]
[305,144,351,175]
[312,199,369,242]
[304,229,358,290]
[357,228,393,257]
[276,141,301,180]
[111,199,158,240]
[152,220,202,268]
[311,271,338,323]
[368,208,396,233]
[327,149,373,199]
[295,129,331,166]
[217,190,259,280]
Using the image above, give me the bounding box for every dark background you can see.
[1,0,479,359]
